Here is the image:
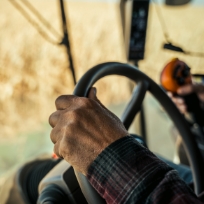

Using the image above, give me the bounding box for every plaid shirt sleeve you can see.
[87,136,204,204]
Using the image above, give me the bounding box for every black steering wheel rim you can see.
[73,62,204,203]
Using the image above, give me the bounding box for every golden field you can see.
[0,0,127,139]
[0,0,204,139]
[0,0,204,192]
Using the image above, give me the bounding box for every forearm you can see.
[87,136,202,204]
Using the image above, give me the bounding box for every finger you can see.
[55,95,77,110]
[87,87,108,110]
[172,97,185,105]
[177,84,193,95]
[50,127,58,144]
[50,125,64,144]
[178,104,187,114]
[167,92,173,98]
[49,110,61,128]
[50,121,68,144]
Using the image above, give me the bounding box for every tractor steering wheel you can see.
[73,62,204,203]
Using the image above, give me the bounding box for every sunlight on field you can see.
[0,0,204,182]
[0,0,129,139]
[0,1,203,138]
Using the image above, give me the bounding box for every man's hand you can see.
[167,83,204,114]
[49,88,129,175]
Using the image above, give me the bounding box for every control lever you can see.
[160,58,204,133]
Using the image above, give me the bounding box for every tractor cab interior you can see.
[1,0,204,204]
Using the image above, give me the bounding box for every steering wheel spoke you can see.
[121,81,149,130]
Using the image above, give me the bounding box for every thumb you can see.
[88,87,110,112]
[88,87,98,100]
[88,87,107,109]
[88,87,122,121]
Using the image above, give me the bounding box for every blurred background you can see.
[0,0,204,191]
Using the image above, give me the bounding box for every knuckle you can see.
[65,109,81,125]
[77,97,93,108]
[59,141,69,157]
[172,98,177,104]
[55,95,76,110]
[49,111,58,128]
[55,95,67,106]
[58,138,72,159]
[48,113,54,127]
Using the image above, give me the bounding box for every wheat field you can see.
[0,0,204,180]
[1,0,204,138]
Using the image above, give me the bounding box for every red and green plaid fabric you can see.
[88,136,204,204]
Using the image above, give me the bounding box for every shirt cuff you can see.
[87,136,172,204]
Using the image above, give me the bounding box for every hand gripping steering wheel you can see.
[73,62,204,203]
